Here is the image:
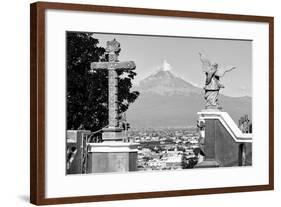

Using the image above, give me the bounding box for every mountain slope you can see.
[127,67,251,128]
[136,70,202,96]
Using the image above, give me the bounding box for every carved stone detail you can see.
[90,39,136,141]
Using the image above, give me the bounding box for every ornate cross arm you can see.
[114,61,136,70]
[90,61,136,71]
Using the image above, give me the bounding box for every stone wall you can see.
[203,119,252,166]
[66,130,90,174]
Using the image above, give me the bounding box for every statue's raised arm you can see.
[215,65,236,77]
[199,52,212,73]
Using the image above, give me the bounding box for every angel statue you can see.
[199,52,236,110]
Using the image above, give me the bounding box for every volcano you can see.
[126,62,252,128]
[136,69,202,96]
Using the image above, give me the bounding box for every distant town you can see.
[127,127,200,171]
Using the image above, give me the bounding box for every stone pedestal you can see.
[195,116,221,168]
[87,142,139,173]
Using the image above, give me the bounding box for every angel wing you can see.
[215,66,236,77]
[199,52,212,72]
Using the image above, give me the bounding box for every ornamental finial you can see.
[106,39,121,55]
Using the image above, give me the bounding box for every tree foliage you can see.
[67,32,139,132]
[181,153,198,169]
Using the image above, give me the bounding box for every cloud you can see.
[161,60,172,71]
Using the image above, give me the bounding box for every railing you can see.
[80,126,110,173]
[198,111,252,143]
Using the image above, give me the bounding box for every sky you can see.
[92,32,252,97]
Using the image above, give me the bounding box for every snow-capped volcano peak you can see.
[136,62,202,96]
[149,60,177,80]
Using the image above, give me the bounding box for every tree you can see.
[181,153,198,169]
[67,32,139,132]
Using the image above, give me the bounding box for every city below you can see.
[127,127,200,171]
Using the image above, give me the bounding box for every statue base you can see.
[202,107,222,112]
[87,142,139,173]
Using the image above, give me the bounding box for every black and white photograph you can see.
[26,1,275,205]
[66,32,252,174]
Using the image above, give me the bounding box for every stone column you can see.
[108,69,118,127]
[101,68,124,142]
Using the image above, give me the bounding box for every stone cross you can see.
[90,39,135,141]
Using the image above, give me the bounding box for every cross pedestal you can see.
[87,142,139,173]
[87,39,139,173]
